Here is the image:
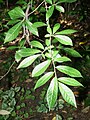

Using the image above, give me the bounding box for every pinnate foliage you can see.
[4,0,83,110]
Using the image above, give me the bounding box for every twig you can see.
[28,0,45,17]
[0,61,15,81]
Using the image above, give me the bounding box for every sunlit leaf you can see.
[33,22,46,28]
[54,35,73,46]
[16,48,41,57]
[53,23,60,34]
[47,77,58,110]
[46,5,54,20]
[34,72,54,89]
[56,29,77,35]
[58,77,83,86]
[17,54,40,69]
[4,21,22,43]
[56,65,82,77]
[57,0,77,3]
[30,40,44,50]
[8,7,25,19]
[59,82,77,107]
[46,0,52,4]
[54,56,71,63]
[55,5,65,13]
[32,60,51,77]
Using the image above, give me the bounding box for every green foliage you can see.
[4,0,83,111]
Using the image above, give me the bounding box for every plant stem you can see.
[28,0,45,17]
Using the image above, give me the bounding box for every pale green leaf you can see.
[59,82,77,107]
[8,7,25,19]
[63,48,82,57]
[34,72,54,89]
[56,65,82,77]
[15,51,22,62]
[30,40,44,50]
[47,27,52,34]
[45,39,51,46]
[54,35,73,46]
[17,54,40,69]
[4,21,22,43]
[32,60,51,77]
[33,22,46,28]
[56,29,77,35]
[58,77,83,86]
[53,23,60,34]
[55,5,65,13]
[54,56,71,63]
[47,77,58,110]
[0,110,10,115]
[26,20,39,36]
[46,5,54,20]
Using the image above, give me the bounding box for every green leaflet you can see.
[46,5,54,20]
[53,23,60,34]
[56,65,82,77]
[8,7,25,19]
[16,48,41,57]
[33,22,46,28]
[55,5,65,13]
[56,29,77,35]
[54,56,71,63]
[34,72,54,89]
[4,21,22,43]
[26,20,39,36]
[46,0,52,4]
[30,40,44,50]
[57,0,77,3]
[17,54,40,69]
[46,77,58,110]
[58,77,83,86]
[59,82,77,107]
[54,35,73,46]
[32,60,51,77]
[63,48,82,57]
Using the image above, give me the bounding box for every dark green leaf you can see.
[63,48,82,57]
